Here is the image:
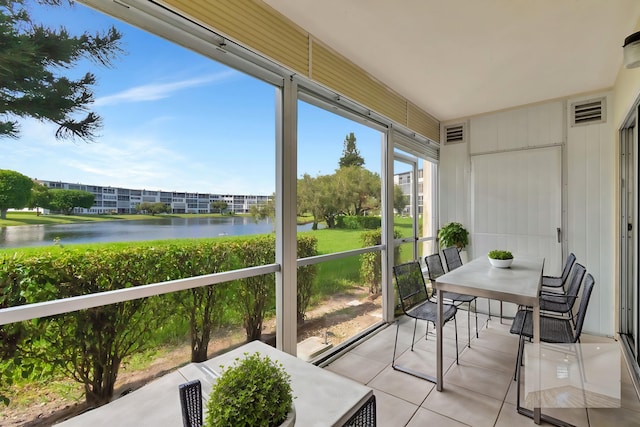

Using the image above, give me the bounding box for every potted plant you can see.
[488,250,514,268]
[205,352,295,427]
[438,222,469,250]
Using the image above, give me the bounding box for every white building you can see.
[38,180,271,215]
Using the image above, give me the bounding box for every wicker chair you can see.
[541,252,576,293]
[179,379,203,427]
[392,261,459,381]
[425,253,478,347]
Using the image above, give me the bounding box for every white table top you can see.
[435,255,544,307]
[57,341,372,427]
[183,341,373,427]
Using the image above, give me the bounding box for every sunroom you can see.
[2,0,640,426]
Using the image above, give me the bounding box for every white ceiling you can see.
[263,0,640,121]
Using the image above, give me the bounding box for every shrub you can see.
[205,352,293,427]
[360,228,401,294]
[335,215,381,230]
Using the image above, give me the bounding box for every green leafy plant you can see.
[488,250,513,260]
[206,352,293,427]
[437,222,469,249]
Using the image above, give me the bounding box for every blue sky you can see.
[4,1,384,195]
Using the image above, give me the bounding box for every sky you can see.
[3,1,385,196]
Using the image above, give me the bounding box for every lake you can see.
[0,216,315,249]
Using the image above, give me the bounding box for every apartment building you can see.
[38,180,271,215]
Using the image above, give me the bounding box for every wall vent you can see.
[571,98,606,126]
[444,124,465,144]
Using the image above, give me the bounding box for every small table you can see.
[435,255,543,423]
[182,341,374,427]
[58,341,373,427]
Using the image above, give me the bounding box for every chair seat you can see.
[509,310,575,343]
[407,300,457,324]
[441,291,475,303]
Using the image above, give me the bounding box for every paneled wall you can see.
[440,94,615,336]
[566,92,615,336]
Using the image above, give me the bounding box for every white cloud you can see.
[94,71,237,107]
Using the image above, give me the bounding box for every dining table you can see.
[434,254,544,424]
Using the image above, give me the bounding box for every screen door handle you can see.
[557,227,561,243]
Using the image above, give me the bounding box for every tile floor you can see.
[325,313,640,427]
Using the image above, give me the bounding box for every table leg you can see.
[533,304,541,424]
[436,294,443,392]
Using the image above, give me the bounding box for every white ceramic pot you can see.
[280,404,296,427]
[488,257,513,268]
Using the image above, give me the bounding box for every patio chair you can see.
[510,273,595,385]
[425,253,478,347]
[179,379,203,427]
[392,261,459,381]
[539,262,586,327]
[541,252,576,293]
[343,394,376,426]
[442,246,463,271]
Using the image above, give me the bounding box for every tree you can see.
[1,0,123,141]
[210,200,228,214]
[28,181,52,214]
[249,197,275,222]
[0,169,33,219]
[338,132,364,168]
[136,201,169,215]
[49,189,94,214]
[334,166,381,216]
[394,184,409,214]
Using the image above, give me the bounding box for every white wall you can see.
[440,94,615,336]
[566,92,615,336]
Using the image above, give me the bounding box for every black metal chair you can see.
[442,246,463,271]
[392,261,459,381]
[509,274,595,424]
[510,273,595,382]
[541,252,576,293]
[343,394,376,426]
[425,253,478,347]
[540,262,586,327]
[179,379,203,427]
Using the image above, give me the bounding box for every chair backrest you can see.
[442,247,463,271]
[573,273,595,342]
[565,263,586,307]
[560,253,577,284]
[179,379,203,427]
[424,253,446,282]
[393,261,431,314]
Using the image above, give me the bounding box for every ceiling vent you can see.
[444,123,465,144]
[571,98,606,126]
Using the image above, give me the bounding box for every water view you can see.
[0,216,315,249]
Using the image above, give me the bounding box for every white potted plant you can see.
[205,352,295,427]
[488,250,514,268]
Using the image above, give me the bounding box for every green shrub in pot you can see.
[205,352,294,427]
[437,222,469,249]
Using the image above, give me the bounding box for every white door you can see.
[471,146,562,275]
